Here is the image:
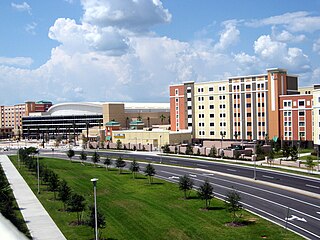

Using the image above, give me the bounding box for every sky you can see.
[1,0,320,105]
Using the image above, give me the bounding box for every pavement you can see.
[0,155,66,240]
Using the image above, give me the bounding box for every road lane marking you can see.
[202,173,214,176]
[306,184,320,189]
[262,175,274,179]
[189,174,197,178]
[227,169,237,172]
[196,163,206,167]
[168,176,179,179]
[285,215,307,222]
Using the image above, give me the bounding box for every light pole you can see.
[159,135,162,163]
[37,151,40,194]
[91,178,99,240]
[253,140,257,180]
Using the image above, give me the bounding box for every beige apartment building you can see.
[313,88,320,151]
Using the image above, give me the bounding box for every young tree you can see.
[178,175,194,199]
[225,189,243,223]
[79,150,87,163]
[129,160,140,179]
[115,156,126,174]
[67,149,75,162]
[103,157,111,171]
[160,114,166,125]
[267,150,275,166]
[162,144,170,153]
[144,163,156,184]
[91,151,100,167]
[116,139,122,150]
[58,179,71,210]
[305,156,316,173]
[197,179,214,210]
[48,172,60,200]
[86,205,106,239]
[282,144,290,160]
[290,146,298,161]
[209,146,217,157]
[185,145,193,155]
[68,193,86,225]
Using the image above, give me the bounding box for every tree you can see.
[178,175,194,199]
[129,160,140,179]
[115,156,126,174]
[103,157,111,171]
[197,179,214,209]
[305,156,316,173]
[91,151,100,166]
[197,148,201,155]
[48,172,60,200]
[163,144,170,153]
[58,180,71,210]
[282,144,290,160]
[79,150,87,163]
[67,149,75,162]
[185,145,193,155]
[225,189,243,223]
[160,114,166,125]
[144,163,156,184]
[86,205,106,239]
[137,115,142,121]
[267,150,275,166]
[209,146,217,157]
[116,139,122,150]
[68,193,86,225]
[290,146,298,161]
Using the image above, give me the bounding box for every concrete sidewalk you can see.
[0,155,66,240]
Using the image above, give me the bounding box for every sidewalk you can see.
[0,155,66,240]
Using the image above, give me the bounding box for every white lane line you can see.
[202,173,214,176]
[189,174,197,178]
[196,163,206,167]
[306,184,320,189]
[227,169,237,172]
[317,212,320,215]
[285,215,307,222]
[168,176,179,179]
[262,175,274,179]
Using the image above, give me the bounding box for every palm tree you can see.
[160,114,166,125]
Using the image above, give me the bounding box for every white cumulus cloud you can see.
[0,57,33,67]
[214,20,240,52]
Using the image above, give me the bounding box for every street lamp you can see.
[37,150,40,194]
[91,178,99,240]
[253,140,257,180]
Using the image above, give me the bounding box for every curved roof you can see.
[47,102,103,116]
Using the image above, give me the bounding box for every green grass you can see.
[10,156,302,240]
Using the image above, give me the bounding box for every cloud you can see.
[313,38,320,54]
[247,11,320,33]
[25,22,37,35]
[81,0,171,31]
[254,35,310,72]
[271,27,305,43]
[11,2,31,14]
[0,57,33,67]
[214,20,240,52]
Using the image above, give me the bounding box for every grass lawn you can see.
[10,156,302,240]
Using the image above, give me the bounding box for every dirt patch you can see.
[225,222,246,227]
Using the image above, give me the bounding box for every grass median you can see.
[10,156,302,240]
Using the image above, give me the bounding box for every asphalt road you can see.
[75,150,320,195]
[40,150,320,239]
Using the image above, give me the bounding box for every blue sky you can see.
[1,0,320,105]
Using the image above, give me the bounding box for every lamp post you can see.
[159,135,162,163]
[91,178,99,240]
[253,140,257,180]
[37,150,40,194]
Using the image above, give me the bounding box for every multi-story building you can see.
[0,101,52,138]
[170,68,317,146]
[313,86,320,152]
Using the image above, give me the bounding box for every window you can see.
[247,122,252,126]
[209,87,214,91]
[187,89,191,93]
[284,100,292,108]
[209,96,214,100]
[175,89,178,95]
[210,114,214,118]
[187,98,192,101]
[188,123,192,126]
[210,105,214,109]
[299,122,305,126]
[210,131,214,135]
[298,100,305,107]
[247,113,251,117]
[246,85,251,89]
[299,111,305,116]
[187,106,192,110]
[210,122,214,126]
[175,98,178,102]
[246,94,251,98]
[246,103,251,108]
